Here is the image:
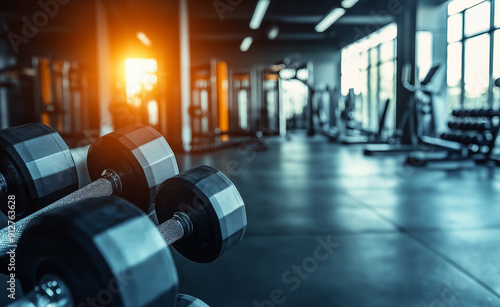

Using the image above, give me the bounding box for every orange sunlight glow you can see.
[124,58,158,105]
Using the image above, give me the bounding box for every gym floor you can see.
[172,131,500,306]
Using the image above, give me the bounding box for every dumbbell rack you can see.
[447,108,500,163]
[406,108,500,166]
[0,123,246,307]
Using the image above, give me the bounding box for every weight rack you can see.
[406,108,500,166]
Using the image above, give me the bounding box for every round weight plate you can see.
[17,196,178,307]
[155,166,247,263]
[87,125,179,213]
[0,123,78,217]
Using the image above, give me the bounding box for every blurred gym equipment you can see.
[190,60,267,152]
[364,64,446,155]
[407,107,500,166]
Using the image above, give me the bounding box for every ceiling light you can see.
[136,32,152,46]
[341,0,359,9]
[315,8,346,33]
[240,37,253,52]
[250,0,270,30]
[268,25,279,40]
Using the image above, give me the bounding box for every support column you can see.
[396,0,417,144]
[180,0,191,151]
[95,0,112,135]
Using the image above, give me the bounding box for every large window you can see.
[447,0,500,109]
[341,24,397,132]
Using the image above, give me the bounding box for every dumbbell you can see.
[469,133,489,145]
[475,108,500,118]
[487,109,500,117]
[476,108,488,117]
[11,163,246,305]
[447,122,491,131]
[468,109,480,117]
[0,124,179,258]
[10,197,179,307]
[0,123,79,218]
[441,133,460,142]
[454,134,472,144]
[155,165,247,262]
[458,109,470,117]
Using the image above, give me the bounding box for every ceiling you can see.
[0,0,450,53]
[189,0,449,47]
[190,0,394,46]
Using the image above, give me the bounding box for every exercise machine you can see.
[363,64,445,155]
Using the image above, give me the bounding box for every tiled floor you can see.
[172,132,500,306]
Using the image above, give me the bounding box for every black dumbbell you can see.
[470,135,480,145]
[451,135,459,142]
[447,121,458,130]
[476,122,491,131]
[11,164,247,304]
[455,134,468,144]
[0,124,179,258]
[0,123,78,218]
[474,133,490,145]
[463,109,471,117]
[449,134,463,143]
[470,109,480,117]
[12,197,179,307]
[488,109,500,117]
[441,133,462,143]
[464,135,475,144]
[447,122,491,131]
[476,108,488,117]
[155,165,247,263]
[3,164,246,272]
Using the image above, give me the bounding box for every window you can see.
[464,34,490,108]
[447,14,463,43]
[496,0,500,27]
[447,0,500,109]
[417,32,433,81]
[447,42,462,110]
[464,1,490,36]
[341,23,397,132]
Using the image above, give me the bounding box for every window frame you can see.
[341,28,397,131]
[447,0,498,107]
